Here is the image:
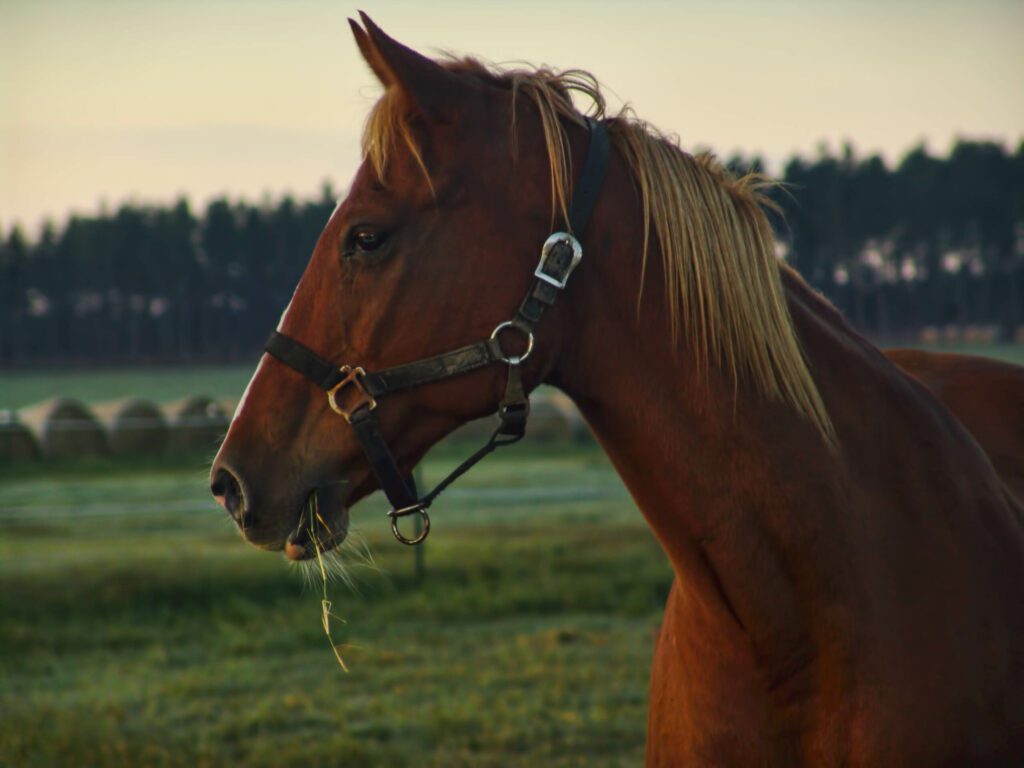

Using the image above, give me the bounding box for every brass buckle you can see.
[326,366,377,423]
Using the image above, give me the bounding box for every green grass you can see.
[3,343,1022,411]
[0,445,666,767]
[3,339,1022,765]
[896,341,1024,365]
[0,364,255,409]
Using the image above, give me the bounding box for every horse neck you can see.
[547,169,965,640]
[549,194,1021,665]
[549,230,848,644]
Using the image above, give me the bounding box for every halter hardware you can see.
[264,118,609,546]
[490,321,534,365]
[326,366,377,422]
[388,502,431,546]
[535,232,583,289]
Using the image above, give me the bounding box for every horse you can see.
[211,15,1024,765]
[884,349,1024,500]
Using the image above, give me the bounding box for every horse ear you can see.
[348,17,394,87]
[350,12,470,120]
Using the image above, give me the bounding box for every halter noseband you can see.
[265,118,609,545]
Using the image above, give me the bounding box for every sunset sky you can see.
[2,0,1022,233]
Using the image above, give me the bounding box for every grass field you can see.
[0,445,667,767]
[897,341,1024,365]
[0,364,255,409]
[2,340,1022,766]
[2,343,1022,410]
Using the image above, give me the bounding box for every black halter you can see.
[265,118,609,545]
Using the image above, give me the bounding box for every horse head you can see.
[210,15,592,558]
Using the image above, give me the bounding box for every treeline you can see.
[763,140,1024,336]
[1,188,337,365]
[2,139,1023,366]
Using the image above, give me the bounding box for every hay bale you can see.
[19,397,108,458]
[162,396,229,453]
[443,389,587,445]
[544,390,592,442]
[526,392,576,441]
[220,398,239,419]
[93,398,169,455]
[0,410,40,461]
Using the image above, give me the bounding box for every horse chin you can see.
[282,485,350,562]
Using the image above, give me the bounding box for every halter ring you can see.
[387,503,431,546]
[490,321,534,365]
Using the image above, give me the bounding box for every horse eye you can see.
[344,226,387,257]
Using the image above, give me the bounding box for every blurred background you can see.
[2,1,1022,765]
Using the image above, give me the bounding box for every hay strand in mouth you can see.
[307,493,350,673]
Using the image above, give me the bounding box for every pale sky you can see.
[2,0,1022,233]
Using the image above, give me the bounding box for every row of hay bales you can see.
[0,389,591,462]
[918,324,1019,345]
[213,390,590,445]
[0,396,231,461]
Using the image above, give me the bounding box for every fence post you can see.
[413,464,426,583]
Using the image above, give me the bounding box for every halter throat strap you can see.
[264,118,609,545]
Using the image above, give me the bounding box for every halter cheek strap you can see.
[265,117,609,545]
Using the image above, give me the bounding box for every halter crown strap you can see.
[264,118,609,545]
[569,117,611,236]
[514,118,609,334]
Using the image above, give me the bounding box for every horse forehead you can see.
[340,115,520,213]
[342,161,463,214]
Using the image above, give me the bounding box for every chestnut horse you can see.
[885,349,1024,500]
[212,15,1024,765]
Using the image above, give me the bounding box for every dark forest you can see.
[3,138,1022,366]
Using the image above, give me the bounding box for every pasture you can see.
[2,341,1021,765]
[3,342,1023,410]
[0,364,253,410]
[0,445,664,767]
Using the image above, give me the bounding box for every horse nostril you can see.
[211,467,245,524]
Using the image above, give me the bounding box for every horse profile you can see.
[211,15,1024,765]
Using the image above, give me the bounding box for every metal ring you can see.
[388,506,430,546]
[490,321,534,365]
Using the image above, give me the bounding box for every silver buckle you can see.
[534,232,583,289]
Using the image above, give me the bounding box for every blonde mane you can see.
[362,61,835,443]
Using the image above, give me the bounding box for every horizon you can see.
[3,0,1022,235]
[4,135,1020,240]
